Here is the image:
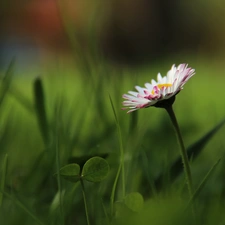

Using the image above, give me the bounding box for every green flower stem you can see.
[165,105,193,198]
[81,179,91,225]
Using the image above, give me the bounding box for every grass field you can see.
[0,54,225,225]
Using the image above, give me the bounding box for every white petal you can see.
[135,86,146,94]
[157,73,163,82]
[151,79,157,86]
[145,83,153,90]
[128,91,138,97]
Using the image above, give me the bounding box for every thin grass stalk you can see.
[110,161,122,217]
[81,179,91,225]
[188,156,222,206]
[109,95,126,216]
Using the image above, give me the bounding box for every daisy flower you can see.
[122,64,195,113]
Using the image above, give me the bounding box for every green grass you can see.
[0,56,225,225]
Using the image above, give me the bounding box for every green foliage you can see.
[124,192,144,212]
[81,156,110,182]
[0,55,225,225]
[58,157,110,184]
[58,163,81,183]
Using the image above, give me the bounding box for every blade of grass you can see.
[187,156,223,206]
[186,119,225,159]
[110,160,122,217]
[80,179,91,225]
[0,154,8,206]
[33,77,49,147]
[109,95,125,216]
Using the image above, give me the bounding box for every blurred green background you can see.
[0,0,225,225]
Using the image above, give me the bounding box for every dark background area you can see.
[0,0,225,68]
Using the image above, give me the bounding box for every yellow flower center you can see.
[157,83,172,89]
[151,83,172,94]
